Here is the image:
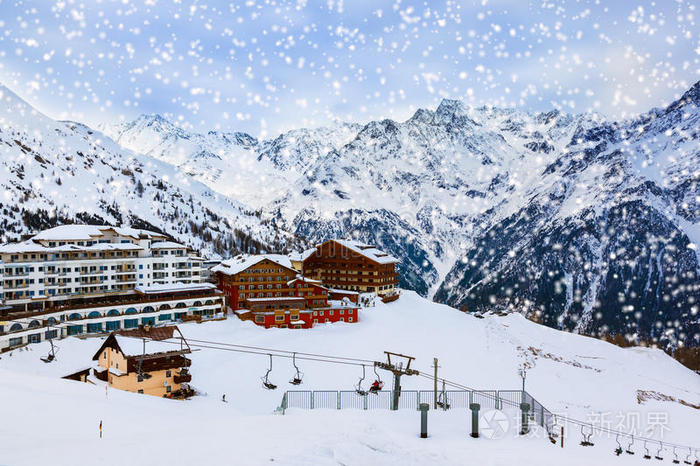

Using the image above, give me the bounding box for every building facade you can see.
[214,255,359,329]
[0,225,218,351]
[0,283,224,351]
[299,240,399,296]
[0,225,204,311]
[93,326,193,398]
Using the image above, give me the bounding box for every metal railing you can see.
[279,389,555,433]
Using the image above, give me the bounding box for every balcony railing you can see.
[173,373,192,384]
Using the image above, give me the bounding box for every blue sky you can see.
[0,0,697,136]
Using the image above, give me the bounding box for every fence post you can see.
[364,393,368,410]
[416,391,420,410]
[310,391,314,410]
[496,391,501,410]
[337,391,341,410]
[419,403,429,438]
[469,403,480,438]
[520,402,530,435]
[540,404,544,427]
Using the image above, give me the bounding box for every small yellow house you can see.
[92,326,192,398]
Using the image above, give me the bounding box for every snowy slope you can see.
[1,292,698,465]
[0,84,301,257]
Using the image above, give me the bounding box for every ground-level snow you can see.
[1,291,698,465]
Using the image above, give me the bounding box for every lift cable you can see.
[144,336,700,452]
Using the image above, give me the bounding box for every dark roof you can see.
[117,326,175,341]
[91,325,189,361]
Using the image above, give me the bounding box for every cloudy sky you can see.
[0,0,697,136]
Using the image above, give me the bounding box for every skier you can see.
[222,394,227,403]
[369,380,382,393]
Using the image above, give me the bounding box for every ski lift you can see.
[683,447,693,465]
[261,354,277,390]
[289,352,303,386]
[643,440,652,460]
[614,434,623,456]
[355,365,368,396]
[655,442,664,461]
[136,339,152,380]
[437,391,451,410]
[625,435,635,455]
[672,446,680,464]
[579,425,594,447]
[368,364,384,394]
[547,416,560,445]
[436,380,450,410]
[40,327,58,363]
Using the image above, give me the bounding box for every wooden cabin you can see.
[92,326,192,398]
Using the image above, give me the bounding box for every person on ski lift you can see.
[370,380,382,392]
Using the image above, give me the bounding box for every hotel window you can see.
[313,319,318,324]
[166,370,171,377]
[138,389,144,394]
[166,386,172,393]
[255,315,265,323]
[340,310,344,315]
[349,318,354,322]
[340,318,344,322]
[275,315,284,322]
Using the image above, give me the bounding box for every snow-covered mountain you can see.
[17,81,700,348]
[99,116,361,208]
[0,85,301,257]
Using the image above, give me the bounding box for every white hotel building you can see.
[0,225,224,351]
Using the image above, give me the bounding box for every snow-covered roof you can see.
[113,335,182,357]
[0,240,47,254]
[151,241,186,249]
[331,240,399,264]
[212,254,295,276]
[135,282,217,294]
[289,248,316,262]
[287,275,323,286]
[327,288,359,295]
[31,225,166,241]
[0,240,143,254]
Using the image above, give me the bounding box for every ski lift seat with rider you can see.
[614,434,623,456]
[368,364,384,394]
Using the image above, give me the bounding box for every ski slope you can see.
[1,291,698,465]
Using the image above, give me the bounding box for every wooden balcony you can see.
[174,373,192,384]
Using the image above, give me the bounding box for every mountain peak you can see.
[435,98,467,117]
